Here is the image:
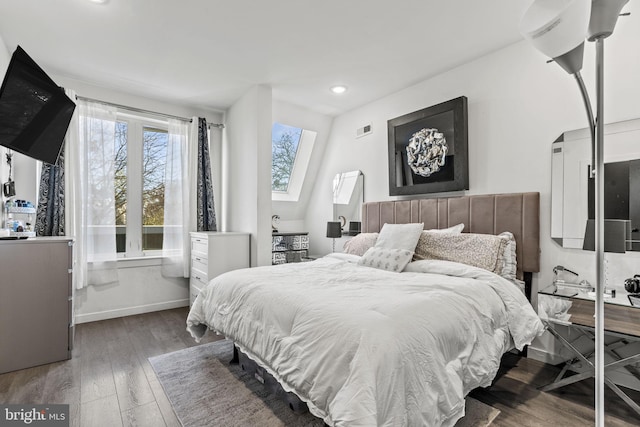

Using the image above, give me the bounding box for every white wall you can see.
[0,35,8,71]
[223,85,273,266]
[74,261,189,323]
[59,78,224,322]
[305,6,640,357]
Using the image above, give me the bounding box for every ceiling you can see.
[0,0,531,117]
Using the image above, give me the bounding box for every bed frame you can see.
[361,192,540,301]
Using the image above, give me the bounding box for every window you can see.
[114,121,128,252]
[114,115,170,257]
[271,122,317,202]
[142,127,169,251]
[271,123,302,192]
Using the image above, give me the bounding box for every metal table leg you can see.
[540,320,640,415]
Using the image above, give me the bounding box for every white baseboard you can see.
[75,299,189,324]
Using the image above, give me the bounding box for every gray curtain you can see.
[197,117,217,231]
[35,147,65,236]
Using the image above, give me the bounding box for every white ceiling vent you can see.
[356,124,372,138]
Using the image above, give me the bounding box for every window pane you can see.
[272,123,302,191]
[115,121,127,253]
[142,127,168,250]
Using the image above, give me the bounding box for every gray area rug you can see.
[149,339,500,427]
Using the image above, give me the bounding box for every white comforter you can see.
[187,254,544,427]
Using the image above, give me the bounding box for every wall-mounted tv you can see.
[0,46,75,165]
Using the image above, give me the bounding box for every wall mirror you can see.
[551,118,640,251]
[332,170,364,235]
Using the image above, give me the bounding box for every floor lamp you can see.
[520,1,629,425]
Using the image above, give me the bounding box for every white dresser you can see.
[189,231,250,305]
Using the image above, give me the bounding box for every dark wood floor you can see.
[470,353,640,426]
[0,307,638,426]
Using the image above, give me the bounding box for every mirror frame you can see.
[332,170,364,235]
[551,118,640,250]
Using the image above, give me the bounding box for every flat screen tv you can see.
[0,46,76,165]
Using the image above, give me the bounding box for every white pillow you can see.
[428,223,464,234]
[375,223,424,251]
[498,231,517,281]
[358,247,414,272]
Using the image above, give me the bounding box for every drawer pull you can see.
[195,257,202,262]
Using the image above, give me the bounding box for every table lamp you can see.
[326,221,342,252]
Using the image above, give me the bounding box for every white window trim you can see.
[272,129,317,202]
[116,112,169,258]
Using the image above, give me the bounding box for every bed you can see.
[187,192,545,426]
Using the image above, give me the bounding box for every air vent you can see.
[356,124,372,138]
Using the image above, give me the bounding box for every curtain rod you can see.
[75,95,225,129]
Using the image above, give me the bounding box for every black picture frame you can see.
[387,96,468,196]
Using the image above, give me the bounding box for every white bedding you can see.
[187,254,544,427]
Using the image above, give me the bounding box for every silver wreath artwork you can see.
[405,128,448,177]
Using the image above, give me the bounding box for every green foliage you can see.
[272,131,299,191]
[113,123,168,227]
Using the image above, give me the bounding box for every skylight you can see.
[272,122,302,192]
[271,122,317,202]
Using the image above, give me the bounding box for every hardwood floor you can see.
[0,307,638,426]
[0,308,221,427]
[470,353,640,426]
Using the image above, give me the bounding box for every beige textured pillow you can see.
[413,224,465,261]
[343,233,379,256]
[413,232,509,275]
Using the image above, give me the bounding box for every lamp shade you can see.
[520,0,591,60]
[588,0,629,41]
[326,221,342,239]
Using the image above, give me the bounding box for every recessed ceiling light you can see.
[89,0,109,4]
[330,85,347,94]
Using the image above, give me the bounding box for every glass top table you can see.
[537,282,640,414]
[539,282,640,307]
[539,282,640,336]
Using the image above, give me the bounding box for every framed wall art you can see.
[387,96,468,196]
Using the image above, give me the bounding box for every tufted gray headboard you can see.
[361,192,540,297]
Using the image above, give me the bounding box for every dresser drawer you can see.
[191,255,208,273]
[190,285,200,305]
[191,269,208,288]
[191,237,208,255]
[271,232,309,265]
